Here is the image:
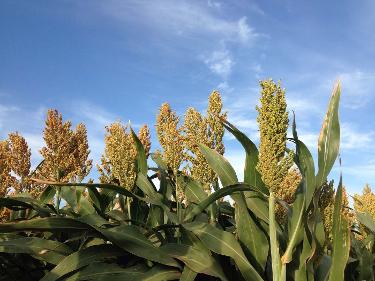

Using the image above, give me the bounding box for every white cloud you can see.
[95,1,260,78]
[100,1,258,44]
[343,162,375,179]
[204,50,234,78]
[287,96,320,115]
[237,17,253,42]
[341,122,375,149]
[295,132,318,149]
[337,71,375,109]
[207,0,221,9]
[290,122,375,152]
[0,105,19,131]
[216,81,233,93]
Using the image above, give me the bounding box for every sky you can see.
[1,0,374,195]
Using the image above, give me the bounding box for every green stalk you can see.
[174,169,181,243]
[269,191,281,281]
[55,172,62,213]
[56,187,61,212]
[127,197,132,225]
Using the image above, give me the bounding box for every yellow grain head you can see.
[182,91,226,193]
[156,103,184,173]
[354,184,375,238]
[0,140,13,197]
[138,124,151,157]
[39,109,92,182]
[319,181,353,241]
[102,122,137,191]
[255,79,296,222]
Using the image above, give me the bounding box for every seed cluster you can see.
[183,91,226,193]
[38,109,92,182]
[255,79,300,220]
[156,103,184,173]
[98,122,151,191]
[319,181,353,240]
[354,184,375,238]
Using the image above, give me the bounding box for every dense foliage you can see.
[0,81,374,280]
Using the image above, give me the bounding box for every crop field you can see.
[0,80,374,280]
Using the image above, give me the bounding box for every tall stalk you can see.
[269,191,281,281]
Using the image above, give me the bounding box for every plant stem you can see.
[174,169,181,243]
[56,187,61,213]
[269,191,281,281]
[127,196,132,225]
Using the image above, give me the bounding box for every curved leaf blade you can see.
[316,81,341,187]
[222,119,267,193]
[198,144,238,186]
[183,222,263,281]
[41,245,123,281]
[328,176,350,281]
[161,243,228,280]
[131,127,148,175]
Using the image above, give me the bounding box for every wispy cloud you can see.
[0,104,19,131]
[341,122,375,149]
[204,49,234,78]
[339,71,375,109]
[94,0,260,79]
[100,1,258,44]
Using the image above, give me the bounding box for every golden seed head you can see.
[156,103,184,172]
[138,124,151,157]
[102,122,137,190]
[256,79,293,194]
[278,166,301,203]
[206,91,226,155]
[255,79,298,222]
[183,107,212,187]
[354,184,375,238]
[39,109,92,182]
[8,132,31,180]
[0,140,13,197]
[319,181,353,240]
[182,92,226,191]
[0,207,11,222]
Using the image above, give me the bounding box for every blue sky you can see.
[1,0,374,195]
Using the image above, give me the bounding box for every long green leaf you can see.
[244,191,269,223]
[199,144,269,272]
[356,211,375,233]
[136,173,159,200]
[41,244,124,281]
[222,119,267,193]
[183,222,263,281]
[198,144,238,186]
[292,114,316,209]
[65,263,146,281]
[316,81,341,187]
[315,255,332,281]
[328,176,350,281]
[0,237,72,265]
[178,176,208,204]
[184,184,256,221]
[97,224,179,267]
[140,266,181,281]
[0,217,90,232]
[281,189,305,264]
[161,243,227,280]
[131,127,148,175]
[180,266,198,281]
